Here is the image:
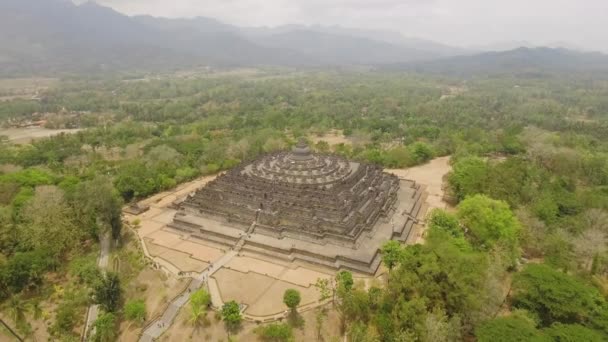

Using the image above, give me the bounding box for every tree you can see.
[314,278,331,301]
[335,270,354,334]
[190,288,211,309]
[543,323,605,342]
[75,176,124,240]
[189,289,211,328]
[336,271,353,293]
[315,308,327,341]
[255,323,294,342]
[475,316,546,342]
[314,140,330,153]
[573,209,608,272]
[448,157,488,201]
[283,289,301,312]
[457,194,521,261]
[93,312,117,342]
[512,264,607,327]
[94,272,122,312]
[386,240,488,333]
[381,240,402,272]
[263,137,287,153]
[19,186,81,258]
[221,300,242,333]
[423,308,462,342]
[428,209,462,238]
[5,295,27,326]
[52,301,78,337]
[28,300,42,321]
[349,321,380,342]
[124,299,146,324]
[1,249,55,295]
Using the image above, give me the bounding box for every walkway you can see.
[83,233,111,340]
[139,250,237,342]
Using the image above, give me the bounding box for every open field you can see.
[0,77,58,100]
[0,127,83,144]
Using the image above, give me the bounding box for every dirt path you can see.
[386,156,452,242]
[83,233,111,340]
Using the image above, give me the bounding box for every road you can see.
[83,233,111,341]
[139,250,237,342]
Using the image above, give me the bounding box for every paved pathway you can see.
[83,233,111,340]
[139,250,237,342]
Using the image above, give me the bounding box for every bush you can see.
[409,142,434,164]
[69,254,101,286]
[124,299,146,324]
[255,323,293,342]
[93,312,117,342]
[52,302,78,336]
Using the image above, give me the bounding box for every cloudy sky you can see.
[79,0,608,50]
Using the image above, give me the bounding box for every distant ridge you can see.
[385,47,608,76]
[1,1,605,76]
[0,0,463,75]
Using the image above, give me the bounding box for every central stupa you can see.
[169,140,423,274]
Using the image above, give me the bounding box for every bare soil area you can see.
[0,127,83,144]
[387,156,452,211]
[387,156,453,243]
[309,130,352,146]
[118,267,190,341]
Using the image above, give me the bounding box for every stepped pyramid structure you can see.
[169,139,423,274]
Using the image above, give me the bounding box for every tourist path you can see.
[139,250,237,342]
[83,233,111,340]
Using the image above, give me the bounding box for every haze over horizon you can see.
[73,0,608,52]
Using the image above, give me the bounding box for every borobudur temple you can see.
[169,140,424,274]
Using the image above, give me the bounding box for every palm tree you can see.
[28,300,43,320]
[189,302,208,332]
[6,296,27,325]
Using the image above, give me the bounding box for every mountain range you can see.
[1,0,608,76]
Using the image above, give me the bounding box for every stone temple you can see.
[169,140,423,274]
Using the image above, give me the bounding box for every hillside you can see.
[389,47,608,76]
[0,0,463,75]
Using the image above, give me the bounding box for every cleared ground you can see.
[386,155,453,243]
[119,269,190,341]
[386,156,451,211]
[0,127,83,144]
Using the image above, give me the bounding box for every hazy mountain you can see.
[3,1,601,76]
[469,40,589,53]
[245,30,440,65]
[240,24,468,57]
[0,0,309,76]
[389,47,608,76]
[134,17,460,65]
[134,15,239,34]
[1,1,469,75]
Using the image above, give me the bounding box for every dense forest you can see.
[0,69,607,341]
